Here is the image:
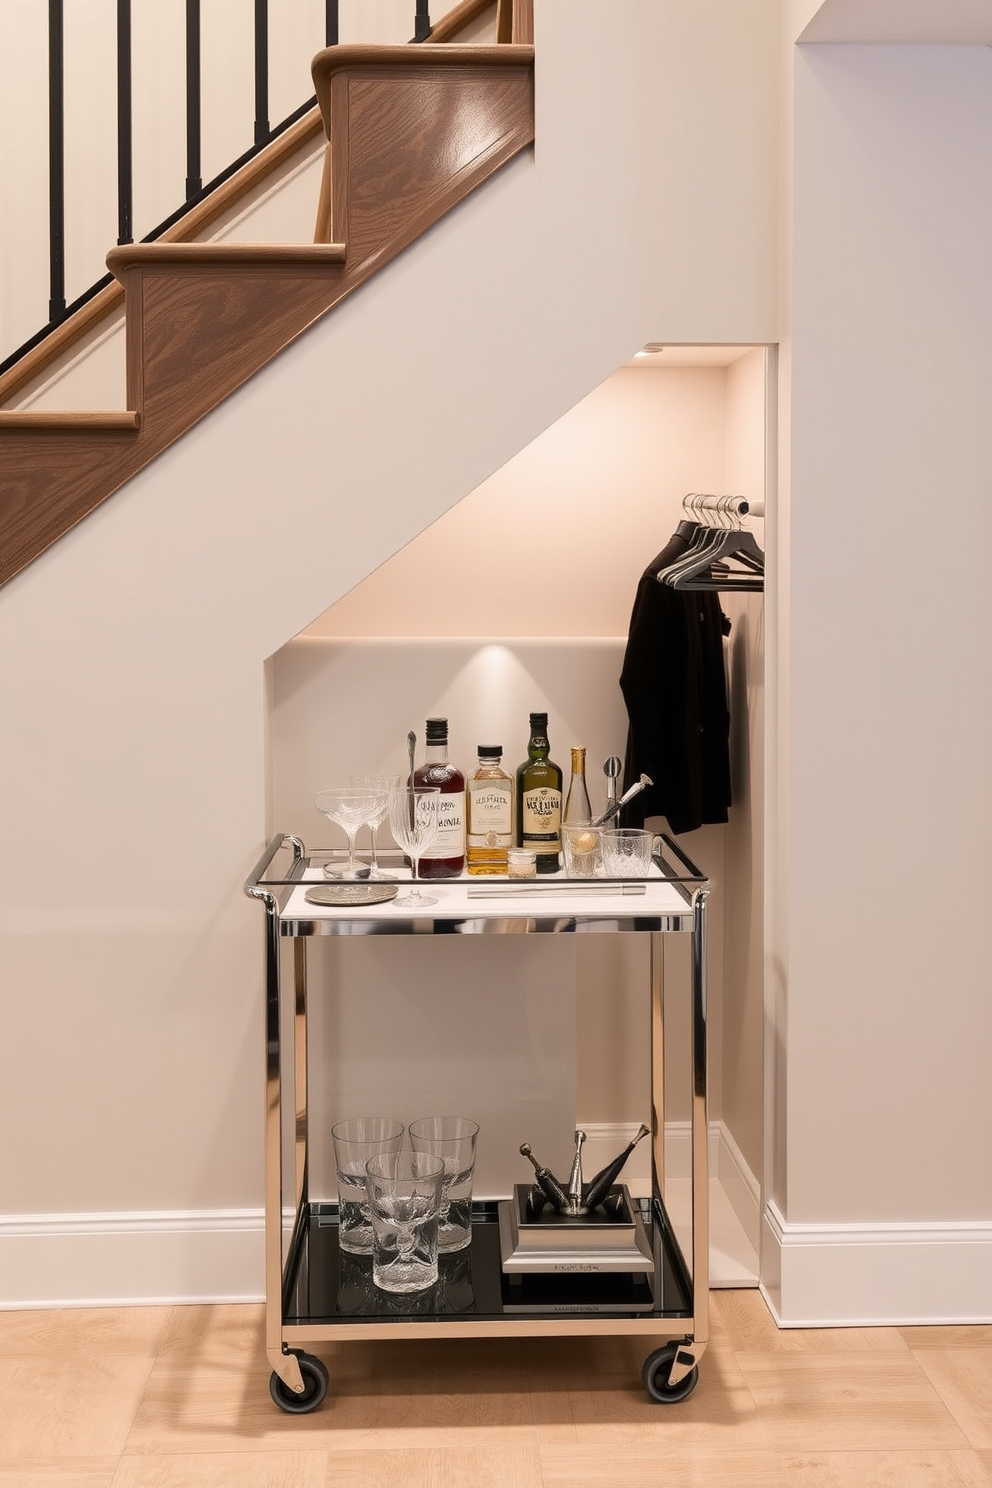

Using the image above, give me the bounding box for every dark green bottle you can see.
[515,711,563,873]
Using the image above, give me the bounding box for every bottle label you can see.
[421,790,465,858]
[467,782,513,848]
[521,787,562,848]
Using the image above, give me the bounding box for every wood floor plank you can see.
[111,1451,328,1486]
[914,1351,992,1449]
[0,1305,171,1358]
[713,1291,910,1353]
[127,1353,538,1454]
[735,1351,971,1453]
[516,1337,579,1444]
[902,1327,992,1351]
[779,1448,992,1487]
[562,1345,774,1447]
[156,1302,265,1365]
[539,1444,792,1486]
[0,1355,157,1459]
[0,1462,117,1487]
[317,1446,545,1487]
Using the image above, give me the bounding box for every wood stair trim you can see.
[106,243,347,279]
[311,43,534,124]
[0,46,534,589]
[0,410,140,431]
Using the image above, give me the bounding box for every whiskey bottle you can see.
[414,717,465,877]
[515,711,563,874]
[562,746,592,825]
[466,745,514,876]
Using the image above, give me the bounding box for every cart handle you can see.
[243,834,305,900]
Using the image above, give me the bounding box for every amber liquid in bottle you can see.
[413,716,465,878]
[515,711,563,874]
[467,746,514,876]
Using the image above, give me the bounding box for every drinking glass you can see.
[408,1115,479,1253]
[561,822,603,877]
[387,785,440,907]
[365,1151,445,1293]
[315,785,380,879]
[350,773,400,879]
[331,1116,404,1254]
[600,827,655,877]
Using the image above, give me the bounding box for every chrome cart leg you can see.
[649,930,665,1198]
[687,885,710,1371]
[261,895,304,1394]
[293,937,309,1217]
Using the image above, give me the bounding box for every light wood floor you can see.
[2,1292,992,1487]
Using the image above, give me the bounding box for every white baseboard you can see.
[761,1200,992,1326]
[0,1209,265,1310]
[16,1149,990,1324]
[1,1124,759,1308]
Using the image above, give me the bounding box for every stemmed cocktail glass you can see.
[350,773,401,879]
[315,785,385,879]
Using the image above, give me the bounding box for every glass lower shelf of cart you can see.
[282,1197,693,1326]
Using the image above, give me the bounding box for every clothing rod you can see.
[683,493,764,519]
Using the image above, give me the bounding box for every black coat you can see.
[619,529,732,835]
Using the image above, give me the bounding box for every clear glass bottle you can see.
[563,745,592,825]
[515,711,563,874]
[413,717,465,878]
[466,745,514,876]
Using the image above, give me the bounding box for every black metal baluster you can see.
[116,0,133,243]
[414,0,431,42]
[254,0,269,145]
[325,0,338,47]
[48,0,65,321]
[186,0,202,199]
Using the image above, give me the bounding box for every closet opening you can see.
[266,343,770,1289]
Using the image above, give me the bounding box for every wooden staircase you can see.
[0,13,533,589]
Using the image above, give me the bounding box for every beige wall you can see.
[0,0,783,1306]
[781,40,992,1224]
[760,37,992,1322]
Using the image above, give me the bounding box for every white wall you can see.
[763,40,992,1324]
[0,0,782,1307]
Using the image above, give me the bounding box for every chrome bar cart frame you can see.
[245,832,710,1410]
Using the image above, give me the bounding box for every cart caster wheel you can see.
[269,1351,329,1414]
[642,1344,699,1403]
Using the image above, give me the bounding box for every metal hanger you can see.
[657,494,764,592]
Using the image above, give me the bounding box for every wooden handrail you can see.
[0,0,503,408]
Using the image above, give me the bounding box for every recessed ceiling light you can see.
[637,343,666,355]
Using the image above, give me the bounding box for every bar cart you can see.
[244,833,710,1412]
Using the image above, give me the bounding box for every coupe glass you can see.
[387,785,440,907]
[350,773,400,879]
[315,785,381,879]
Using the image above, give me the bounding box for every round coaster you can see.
[305,882,399,907]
